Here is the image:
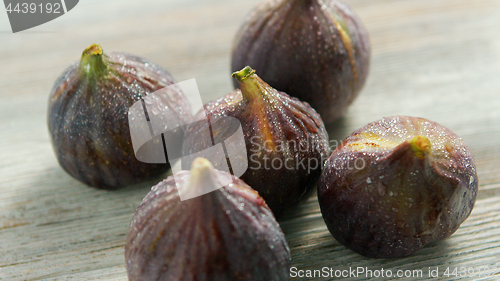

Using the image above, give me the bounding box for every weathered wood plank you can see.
[1,0,499,280]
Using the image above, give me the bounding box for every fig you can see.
[182,66,330,218]
[47,44,191,189]
[231,0,371,124]
[125,157,291,281]
[318,116,478,258]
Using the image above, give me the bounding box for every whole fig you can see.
[182,66,330,218]
[318,116,478,258]
[125,157,291,281]
[231,0,371,124]
[47,44,191,189]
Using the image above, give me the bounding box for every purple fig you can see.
[125,157,291,281]
[318,116,478,258]
[231,0,371,123]
[47,44,191,189]
[182,66,331,218]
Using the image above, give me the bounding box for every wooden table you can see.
[1,0,499,280]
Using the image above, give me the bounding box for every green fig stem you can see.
[410,135,431,159]
[232,66,256,82]
[231,67,279,151]
[79,44,108,77]
[232,66,276,103]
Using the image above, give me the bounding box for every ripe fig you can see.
[231,0,371,124]
[182,66,330,218]
[318,116,478,258]
[47,44,191,189]
[125,157,291,281]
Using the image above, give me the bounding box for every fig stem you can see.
[410,135,431,159]
[184,158,218,198]
[232,66,275,103]
[231,66,256,82]
[231,67,279,151]
[79,44,108,77]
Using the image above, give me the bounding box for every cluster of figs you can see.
[47,0,478,279]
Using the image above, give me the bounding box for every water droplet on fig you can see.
[231,0,371,123]
[47,44,192,189]
[182,67,330,218]
[318,116,478,258]
[125,158,291,280]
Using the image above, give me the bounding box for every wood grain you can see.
[1,0,499,280]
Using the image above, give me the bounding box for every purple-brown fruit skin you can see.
[48,44,191,189]
[182,68,330,218]
[318,116,478,258]
[125,160,291,281]
[231,0,371,124]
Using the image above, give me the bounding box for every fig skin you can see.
[231,0,371,124]
[182,67,331,218]
[47,44,191,189]
[318,116,478,258]
[125,157,291,281]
